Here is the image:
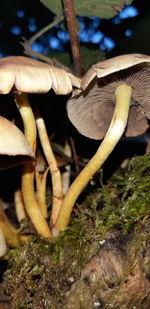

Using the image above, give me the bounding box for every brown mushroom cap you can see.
[0,116,34,169]
[0,56,81,95]
[67,54,150,139]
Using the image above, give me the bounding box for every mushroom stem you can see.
[53,83,132,235]
[14,189,27,222]
[14,93,36,152]
[14,92,52,237]
[35,112,63,227]
[0,200,19,247]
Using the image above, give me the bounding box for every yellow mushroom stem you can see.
[14,92,52,237]
[53,83,132,235]
[0,200,19,247]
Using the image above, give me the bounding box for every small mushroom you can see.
[53,53,150,234]
[0,56,81,237]
[0,116,34,247]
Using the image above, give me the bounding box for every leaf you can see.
[81,46,106,72]
[47,50,73,69]
[40,0,133,19]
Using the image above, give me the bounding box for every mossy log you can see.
[1,155,150,309]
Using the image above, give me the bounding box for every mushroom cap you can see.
[82,53,150,90]
[0,56,81,95]
[67,54,150,139]
[0,116,34,169]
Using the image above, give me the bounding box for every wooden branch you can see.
[63,0,83,77]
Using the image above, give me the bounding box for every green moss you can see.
[3,154,150,308]
[93,154,150,235]
[4,224,99,308]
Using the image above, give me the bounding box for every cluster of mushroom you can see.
[1,53,150,254]
[0,55,81,253]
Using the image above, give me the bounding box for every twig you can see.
[22,43,53,64]
[21,13,72,72]
[22,42,72,72]
[21,14,72,71]
[25,15,64,46]
[63,0,83,76]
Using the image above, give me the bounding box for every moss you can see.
[3,154,150,308]
[4,224,99,308]
[94,154,150,235]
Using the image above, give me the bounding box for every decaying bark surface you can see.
[66,222,150,309]
[1,154,150,309]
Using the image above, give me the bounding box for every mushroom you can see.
[0,115,34,169]
[53,53,150,234]
[0,118,34,248]
[0,56,81,237]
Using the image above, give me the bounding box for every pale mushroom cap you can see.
[82,53,150,90]
[0,56,81,95]
[67,54,150,140]
[0,116,34,169]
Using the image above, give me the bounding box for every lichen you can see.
[3,154,150,308]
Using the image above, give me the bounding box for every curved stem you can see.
[35,111,63,227]
[24,15,64,47]
[53,83,132,235]
[14,93,52,237]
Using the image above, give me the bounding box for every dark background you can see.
[0,0,149,198]
[0,0,150,56]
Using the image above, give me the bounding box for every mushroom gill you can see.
[67,63,150,140]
